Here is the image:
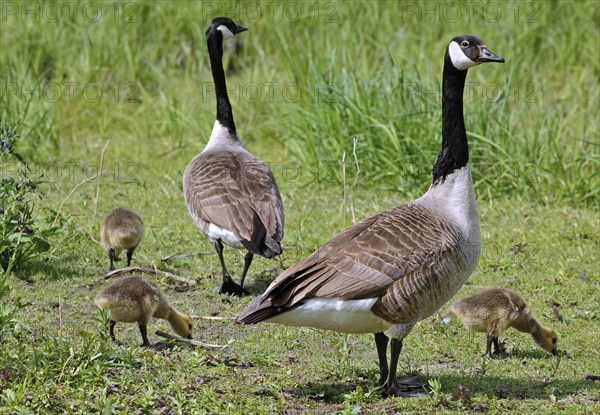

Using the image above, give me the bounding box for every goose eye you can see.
[552,338,557,344]
[461,40,470,48]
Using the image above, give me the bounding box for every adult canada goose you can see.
[94,275,193,347]
[237,35,504,396]
[183,17,284,296]
[444,287,558,358]
[101,208,144,271]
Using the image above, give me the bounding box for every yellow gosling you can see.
[101,208,144,270]
[445,287,558,358]
[94,275,193,347]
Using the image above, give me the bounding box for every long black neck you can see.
[207,30,237,136]
[431,50,469,184]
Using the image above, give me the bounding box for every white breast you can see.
[416,164,480,246]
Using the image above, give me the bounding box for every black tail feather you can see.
[241,212,282,258]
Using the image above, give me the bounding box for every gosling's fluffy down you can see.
[94,275,193,347]
[101,208,144,270]
[444,287,558,358]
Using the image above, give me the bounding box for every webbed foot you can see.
[378,374,427,398]
[219,274,249,296]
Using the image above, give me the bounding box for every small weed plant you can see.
[0,123,55,273]
[0,122,56,336]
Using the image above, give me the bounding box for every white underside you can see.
[267,298,390,334]
[208,223,245,249]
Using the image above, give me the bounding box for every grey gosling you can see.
[94,275,193,347]
[444,287,558,358]
[237,35,504,397]
[101,207,144,270]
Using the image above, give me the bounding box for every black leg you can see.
[238,252,254,288]
[108,248,116,271]
[374,332,389,386]
[388,338,403,386]
[379,338,403,396]
[126,250,133,267]
[214,240,248,296]
[109,320,117,342]
[214,240,229,276]
[139,324,151,347]
[484,333,495,359]
[492,336,501,355]
[379,338,426,397]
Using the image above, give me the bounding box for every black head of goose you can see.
[236,35,504,396]
[183,17,285,296]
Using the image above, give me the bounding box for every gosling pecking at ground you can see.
[101,207,145,271]
[444,287,558,358]
[94,275,193,347]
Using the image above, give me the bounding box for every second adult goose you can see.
[237,35,504,396]
[183,17,284,296]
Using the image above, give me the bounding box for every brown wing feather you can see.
[184,150,284,251]
[255,203,463,309]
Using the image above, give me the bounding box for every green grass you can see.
[1,0,599,413]
[1,199,598,414]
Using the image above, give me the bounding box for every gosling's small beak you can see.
[187,334,193,340]
[235,25,248,34]
[478,47,505,63]
[551,348,558,356]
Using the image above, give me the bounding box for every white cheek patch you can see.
[448,42,479,70]
[217,25,234,40]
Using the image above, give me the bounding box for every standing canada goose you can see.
[444,287,558,358]
[183,17,284,296]
[101,208,144,271]
[237,35,504,397]
[94,275,193,347]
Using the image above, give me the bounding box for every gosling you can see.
[94,275,193,347]
[444,287,558,358]
[101,207,144,270]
